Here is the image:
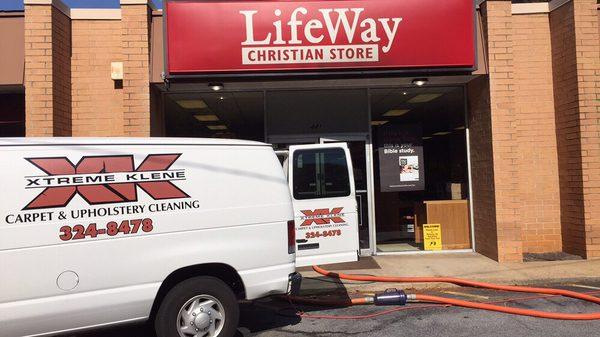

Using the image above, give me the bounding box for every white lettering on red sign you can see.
[239,7,402,65]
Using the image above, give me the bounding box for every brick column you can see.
[24,0,71,136]
[550,0,600,259]
[468,76,500,261]
[575,0,600,258]
[513,13,561,254]
[121,0,152,137]
[480,0,523,263]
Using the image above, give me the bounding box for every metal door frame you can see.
[319,133,375,257]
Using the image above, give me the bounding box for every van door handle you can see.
[296,239,308,243]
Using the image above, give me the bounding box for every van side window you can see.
[292,148,350,200]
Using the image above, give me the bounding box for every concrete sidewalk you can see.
[299,252,600,294]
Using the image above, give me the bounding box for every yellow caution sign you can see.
[423,224,442,251]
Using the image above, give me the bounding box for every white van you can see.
[0,138,358,337]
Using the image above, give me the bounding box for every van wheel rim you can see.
[177,294,225,337]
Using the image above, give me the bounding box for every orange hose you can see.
[415,294,600,320]
[313,265,600,320]
[286,295,369,307]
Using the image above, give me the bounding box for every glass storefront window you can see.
[371,86,471,253]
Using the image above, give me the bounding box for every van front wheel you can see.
[155,276,239,337]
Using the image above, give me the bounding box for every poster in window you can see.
[377,124,425,192]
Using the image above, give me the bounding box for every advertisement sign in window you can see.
[377,124,425,192]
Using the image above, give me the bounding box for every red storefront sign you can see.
[165,0,475,74]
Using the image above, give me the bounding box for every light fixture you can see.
[194,114,219,122]
[422,136,432,140]
[209,83,224,91]
[402,91,408,95]
[454,126,466,130]
[175,99,207,109]
[207,125,228,130]
[412,78,428,86]
[218,96,225,100]
[371,120,388,126]
[408,94,443,103]
[383,109,410,117]
[433,131,451,136]
[110,62,123,80]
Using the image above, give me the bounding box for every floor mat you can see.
[376,242,422,252]
[297,256,381,271]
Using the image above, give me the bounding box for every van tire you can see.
[155,276,239,337]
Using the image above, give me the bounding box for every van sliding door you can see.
[288,143,359,267]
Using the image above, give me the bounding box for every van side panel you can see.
[0,144,294,337]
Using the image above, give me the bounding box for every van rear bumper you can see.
[238,262,295,300]
[288,272,302,296]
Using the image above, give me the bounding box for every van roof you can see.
[0,137,269,147]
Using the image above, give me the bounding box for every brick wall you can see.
[587,3,600,257]
[71,20,123,136]
[122,4,151,137]
[551,2,585,257]
[481,0,523,263]
[24,1,153,137]
[471,1,598,261]
[574,0,600,259]
[550,0,600,259]
[513,13,562,254]
[24,4,71,137]
[24,5,56,136]
[467,76,499,261]
[51,7,71,136]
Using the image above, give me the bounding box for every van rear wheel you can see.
[155,276,239,337]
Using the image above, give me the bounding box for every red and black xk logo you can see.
[300,208,345,226]
[23,154,189,210]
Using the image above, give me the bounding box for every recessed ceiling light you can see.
[207,125,228,130]
[412,78,428,86]
[371,120,388,126]
[433,131,451,136]
[383,109,410,117]
[176,99,207,109]
[209,83,224,91]
[408,94,443,103]
[454,126,466,130]
[402,91,408,95]
[194,114,219,122]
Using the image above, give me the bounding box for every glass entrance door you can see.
[320,135,373,255]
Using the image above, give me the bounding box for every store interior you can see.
[163,83,472,253]
[371,86,470,252]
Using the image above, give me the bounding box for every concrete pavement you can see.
[75,280,600,337]
[68,252,600,337]
[300,252,600,294]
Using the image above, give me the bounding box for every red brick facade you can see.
[72,20,124,136]
[550,0,600,259]
[10,0,600,262]
[467,76,499,261]
[121,4,151,137]
[513,13,561,255]
[24,3,71,136]
[467,0,599,262]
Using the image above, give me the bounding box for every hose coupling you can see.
[373,288,408,306]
